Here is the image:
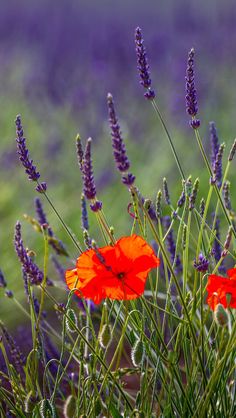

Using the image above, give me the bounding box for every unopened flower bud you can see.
[214,304,229,327]
[66,308,78,333]
[63,395,77,418]
[98,324,112,349]
[131,339,145,367]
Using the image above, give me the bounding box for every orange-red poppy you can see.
[65,234,160,304]
[206,268,236,311]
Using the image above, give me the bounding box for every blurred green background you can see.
[1,0,236,324]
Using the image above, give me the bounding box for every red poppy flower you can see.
[65,234,160,304]
[206,268,236,311]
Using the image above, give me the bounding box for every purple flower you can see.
[209,122,219,167]
[185,49,200,128]
[76,134,84,170]
[222,181,232,211]
[81,194,89,230]
[211,143,225,188]
[163,178,171,205]
[15,115,47,192]
[228,139,236,161]
[0,270,7,288]
[107,93,130,172]
[135,27,155,100]
[14,221,43,285]
[82,139,96,195]
[194,253,209,272]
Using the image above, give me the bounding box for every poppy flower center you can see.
[117,272,125,279]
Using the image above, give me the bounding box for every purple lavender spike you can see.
[14,221,43,285]
[135,27,155,100]
[82,138,102,212]
[209,122,219,167]
[51,256,65,282]
[15,115,47,192]
[211,143,225,188]
[222,181,232,211]
[194,253,209,272]
[76,134,84,171]
[81,194,89,230]
[107,93,131,172]
[185,49,200,129]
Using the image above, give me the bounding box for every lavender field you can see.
[1,0,236,416]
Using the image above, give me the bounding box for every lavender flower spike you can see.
[0,269,7,288]
[185,49,200,129]
[15,115,47,192]
[135,27,155,100]
[82,138,102,212]
[107,93,135,187]
[14,221,43,285]
[209,122,219,167]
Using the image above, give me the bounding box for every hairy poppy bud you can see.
[66,308,78,333]
[63,395,77,418]
[214,304,229,327]
[131,339,145,367]
[98,324,112,349]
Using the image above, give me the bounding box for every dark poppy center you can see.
[117,272,125,279]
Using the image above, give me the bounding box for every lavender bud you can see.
[5,290,13,298]
[155,190,162,218]
[212,143,225,188]
[209,122,219,167]
[15,115,41,181]
[185,176,192,197]
[193,253,209,272]
[182,225,187,250]
[212,215,226,274]
[189,178,199,211]
[35,182,47,193]
[177,187,186,208]
[0,270,7,288]
[122,173,136,187]
[221,226,233,258]
[76,134,84,170]
[82,138,97,200]
[228,138,236,161]
[199,198,205,218]
[90,200,102,212]
[83,229,92,249]
[107,93,135,187]
[81,194,89,230]
[14,221,43,285]
[163,216,182,274]
[163,178,171,205]
[185,48,200,127]
[135,27,155,100]
[222,181,232,211]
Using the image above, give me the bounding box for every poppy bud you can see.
[63,395,77,418]
[66,308,78,333]
[98,324,112,349]
[214,304,229,327]
[131,339,145,367]
[38,399,56,418]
